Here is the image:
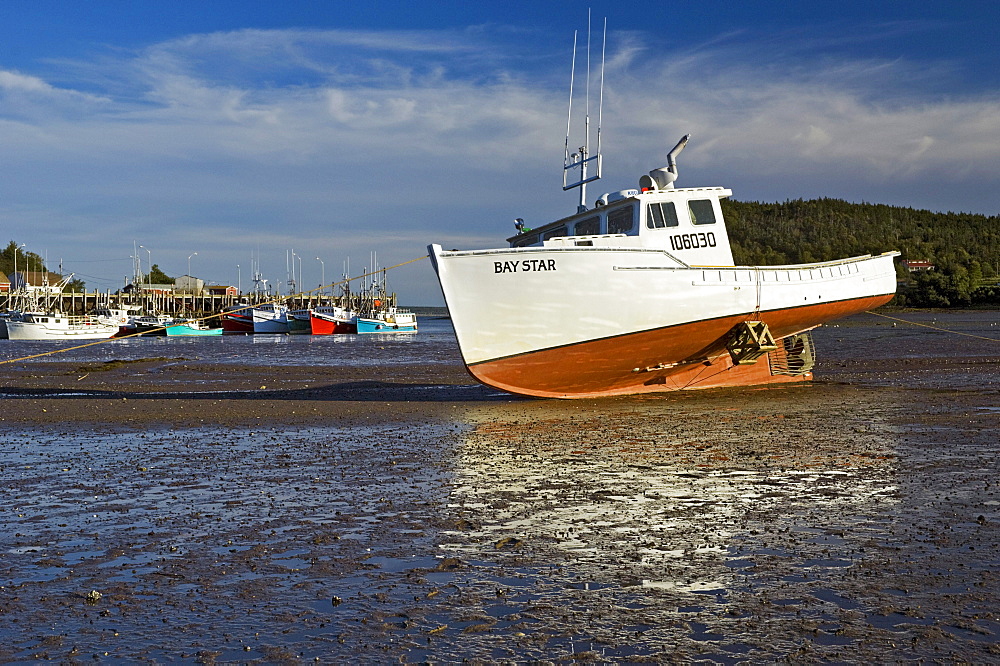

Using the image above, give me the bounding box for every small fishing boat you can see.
[6,309,130,341]
[356,309,418,334]
[309,306,357,335]
[252,303,289,334]
[118,313,175,337]
[221,304,254,334]
[286,308,312,335]
[352,264,417,334]
[165,319,223,336]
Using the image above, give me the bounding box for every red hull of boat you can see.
[221,314,254,334]
[310,313,356,335]
[465,293,893,398]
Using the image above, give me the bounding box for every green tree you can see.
[143,264,174,284]
[65,277,87,292]
[0,240,43,277]
[722,199,1000,307]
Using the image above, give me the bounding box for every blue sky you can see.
[2,1,998,304]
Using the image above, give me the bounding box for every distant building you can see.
[122,282,175,295]
[139,284,177,295]
[904,260,935,272]
[0,271,9,294]
[174,275,204,293]
[207,285,238,297]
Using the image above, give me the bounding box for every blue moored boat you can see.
[165,320,223,336]
[356,309,417,334]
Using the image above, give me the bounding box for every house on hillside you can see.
[903,260,935,272]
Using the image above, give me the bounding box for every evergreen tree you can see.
[722,199,1000,307]
[142,264,175,285]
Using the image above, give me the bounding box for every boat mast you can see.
[563,13,605,213]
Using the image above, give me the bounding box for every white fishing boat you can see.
[6,309,129,341]
[429,22,903,402]
[252,303,289,334]
[429,22,898,398]
[429,135,898,398]
[429,129,898,399]
[118,312,176,337]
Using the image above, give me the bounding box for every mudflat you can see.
[1,312,999,662]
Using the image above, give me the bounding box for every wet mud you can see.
[1,312,999,662]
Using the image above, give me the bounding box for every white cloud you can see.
[0,70,53,92]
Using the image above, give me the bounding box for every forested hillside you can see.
[722,198,1000,307]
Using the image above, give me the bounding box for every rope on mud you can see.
[0,254,430,366]
[866,310,1000,343]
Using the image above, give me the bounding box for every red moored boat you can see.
[221,306,254,334]
[310,306,356,335]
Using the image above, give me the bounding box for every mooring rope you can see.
[0,254,429,366]
[865,310,1000,343]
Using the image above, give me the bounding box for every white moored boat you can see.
[429,135,898,398]
[6,309,130,341]
[252,303,289,334]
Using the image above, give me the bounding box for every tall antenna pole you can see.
[564,30,577,178]
[597,17,606,171]
[580,8,591,213]
[563,15,606,213]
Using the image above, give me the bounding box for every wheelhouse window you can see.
[512,234,538,247]
[607,205,635,234]
[646,201,680,229]
[574,216,601,236]
[543,225,568,240]
[688,199,717,225]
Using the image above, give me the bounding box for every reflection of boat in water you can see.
[165,319,223,336]
[429,135,897,398]
[447,397,900,607]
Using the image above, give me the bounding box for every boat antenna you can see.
[563,12,605,213]
[563,29,577,187]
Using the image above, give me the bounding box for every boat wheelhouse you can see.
[507,184,735,266]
